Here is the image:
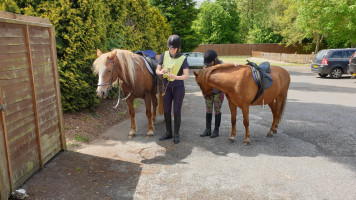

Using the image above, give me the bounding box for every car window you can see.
[330,51,342,58]
[343,50,356,58]
[315,50,328,59]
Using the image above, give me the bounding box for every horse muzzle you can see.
[96,87,109,98]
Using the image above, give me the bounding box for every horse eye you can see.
[107,70,112,73]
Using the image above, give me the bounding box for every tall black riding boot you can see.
[200,113,212,137]
[173,115,181,144]
[159,115,173,141]
[210,113,221,138]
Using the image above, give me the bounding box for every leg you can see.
[173,85,185,144]
[144,94,154,138]
[159,84,173,140]
[211,92,224,138]
[126,97,136,138]
[228,101,237,142]
[241,106,250,146]
[267,101,277,137]
[201,96,213,137]
[151,89,158,124]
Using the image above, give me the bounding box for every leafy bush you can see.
[1,0,171,112]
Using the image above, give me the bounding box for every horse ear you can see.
[97,49,102,57]
[193,71,198,77]
[108,50,117,60]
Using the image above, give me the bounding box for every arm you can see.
[167,68,189,80]
[156,64,168,75]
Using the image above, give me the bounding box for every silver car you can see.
[183,52,204,68]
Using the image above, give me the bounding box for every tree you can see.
[150,0,200,52]
[193,0,240,44]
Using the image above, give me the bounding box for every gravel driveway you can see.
[19,62,356,200]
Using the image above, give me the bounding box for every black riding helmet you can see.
[167,35,181,49]
[204,49,218,66]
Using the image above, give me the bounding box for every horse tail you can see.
[278,95,287,122]
[157,79,163,115]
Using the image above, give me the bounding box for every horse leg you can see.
[127,98,136,138]
[267,100,278,137]
[228,101,237,143]
[151,90,158,124]
[144,94,154,138]
[241,106,251,146]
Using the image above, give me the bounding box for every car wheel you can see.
[329,68,343,79]
[318,73,328,77]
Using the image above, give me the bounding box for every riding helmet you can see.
[167,35,181,49]
[204,49,218,66]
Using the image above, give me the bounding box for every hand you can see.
[167,74,176,79]
[160,69,168,74]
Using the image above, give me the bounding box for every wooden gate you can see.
[0,11,65,199]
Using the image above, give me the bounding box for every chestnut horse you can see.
[194,63,290,145]
[93,49,163,138]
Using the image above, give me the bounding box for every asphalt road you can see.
[21,64,356,200]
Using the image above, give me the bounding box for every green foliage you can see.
[150,0,199,52]
[193,0,240,44]
[1,0,170,112]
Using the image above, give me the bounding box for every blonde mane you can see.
[93,49,142,85]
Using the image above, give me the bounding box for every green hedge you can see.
[1,0,171,112]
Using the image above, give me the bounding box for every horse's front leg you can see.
[144,94,154,138]
[241,106,250,146]
[228,101,237,143]
[127,97,136,138]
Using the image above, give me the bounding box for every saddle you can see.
[247,60,273,104]
[134,50,158,88]
[134,50,158,74]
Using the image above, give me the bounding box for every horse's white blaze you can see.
[96,65,107,97]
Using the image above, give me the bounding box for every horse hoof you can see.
[243,141,250,146]
[146,131,154,138]
[128,134,135,139]
[266,133,273,138]
[227,138,235,143]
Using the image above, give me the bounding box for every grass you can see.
[74,134,90,142]
[133,99,141,109]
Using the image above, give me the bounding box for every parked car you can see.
[311,48,356,78]
[347,51,356,76]
[183,52,204,68]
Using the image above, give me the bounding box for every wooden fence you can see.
[0,11,65,200]
[252,51,314,64]
[194,43,314,56]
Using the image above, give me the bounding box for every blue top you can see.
[158,52,189,87]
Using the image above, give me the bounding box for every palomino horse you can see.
[194,63,290,145]
[93,49,163,138]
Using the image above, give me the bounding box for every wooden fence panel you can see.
[0,11,65,199]
[194,43,315,56]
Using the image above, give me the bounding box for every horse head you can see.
[193,69,212,97]
[94,49,119,98]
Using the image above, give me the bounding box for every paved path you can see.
[22,64,356,200]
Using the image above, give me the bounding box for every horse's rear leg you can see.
[267,99,282,137]
[228,101,237,143]
[241,106,251,146]
[127,98,136,138]
[144,95,154,138]
[151,91,158,124]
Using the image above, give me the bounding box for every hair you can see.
[93,49,141,86]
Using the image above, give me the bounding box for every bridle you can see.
[97,59,134,108]
[97,60,117,87]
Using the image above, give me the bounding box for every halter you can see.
[97,60,117,87]
[96,59,134,108]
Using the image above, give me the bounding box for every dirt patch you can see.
[64,98,129,150]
